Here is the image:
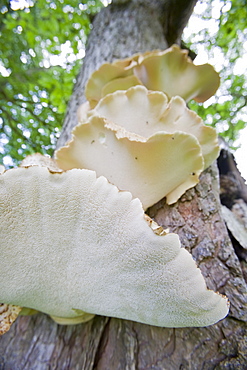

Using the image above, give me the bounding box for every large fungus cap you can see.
[84,45,220,106]
[85,54,142,107]
[0,166,228,329]
[56,116,204,209]
[134,45,220,102]
[87,86,219,170]
[59,86,219,208]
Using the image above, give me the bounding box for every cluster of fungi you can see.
[0,45,229,336]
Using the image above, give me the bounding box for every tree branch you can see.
[161,0,198,45]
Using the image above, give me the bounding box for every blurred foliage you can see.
[0,0,246,166]
[184,0,247,148]
[0,0,105,166]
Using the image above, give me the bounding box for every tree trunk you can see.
[1,1,247,368]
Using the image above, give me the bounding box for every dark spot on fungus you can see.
[135,157,138,160]
[91,140,95,144]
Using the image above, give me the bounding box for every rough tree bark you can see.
[1,0,247,369]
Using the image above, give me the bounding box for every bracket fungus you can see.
[85,86,219,170]
[56,86,219,209]
[85,45,220,107]
[133,45,220,102]
[0,304,22,336]
[0,165,228,333]
[85,58,142,108]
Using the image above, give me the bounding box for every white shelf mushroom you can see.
[133,45,220,103]
[85,86,219,170]
[85,45,220,107]
[56,86,219,209]
[55,116,204,209]
[85,53,141,107]
[0,165,228,334]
